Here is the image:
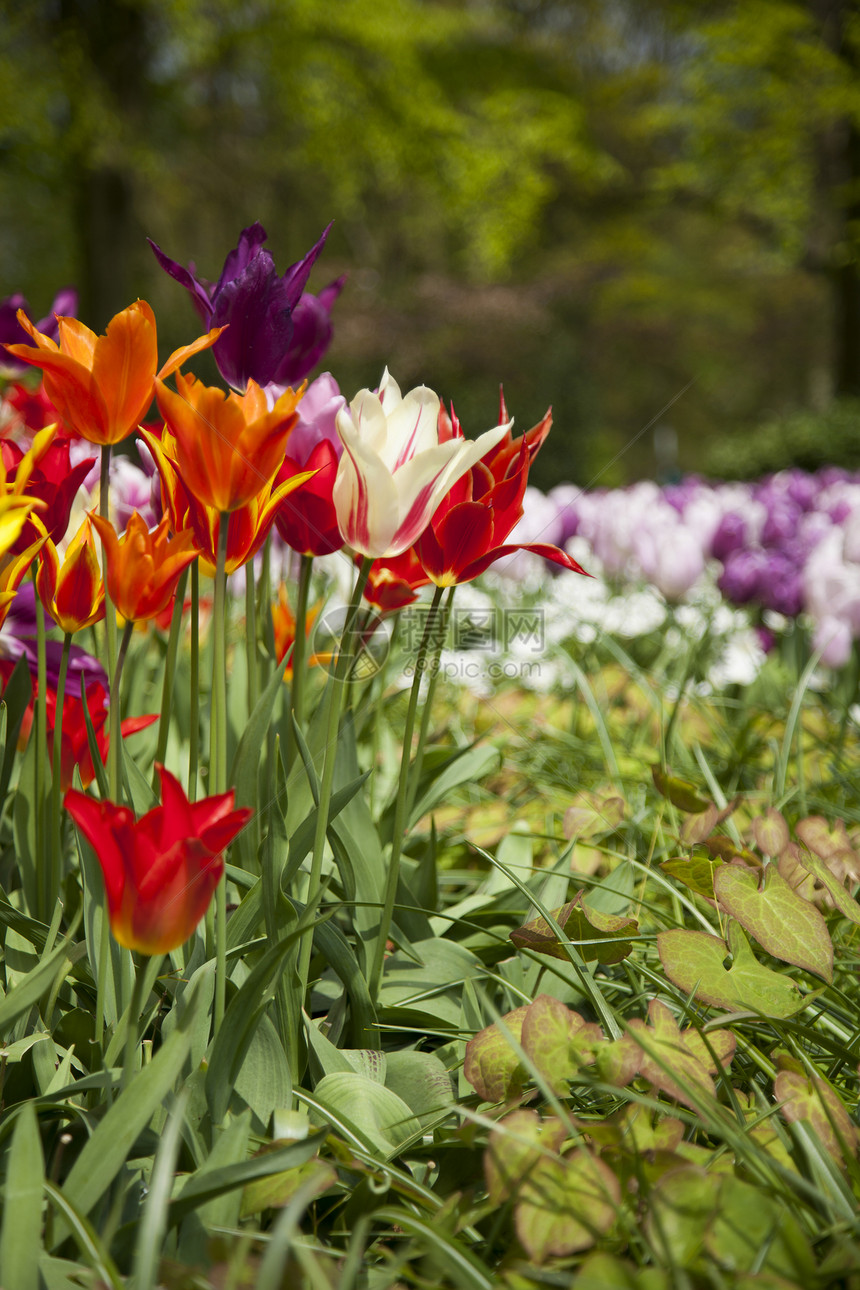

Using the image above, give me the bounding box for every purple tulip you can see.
[759,551,804,617]
[710,512,748,562]
[282,372,345,467]
[0,288,78,376]
[718,548,770,605]
[149,222,342,392]
[760,500,800,548]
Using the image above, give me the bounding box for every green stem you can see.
[108,621,135,803]
[297,557,372,996]
[188,560,199,801]
[50,632,73,910]
[404,585,454,824]
[94,893,111,1051]
[370,584,446,999]
[121,956,160,1094]
[291,554,313,731]
[152,566,189,789]
[245,559,258,719]
[99,447,116,682]
[369,613,399,818]
[33,562,48,920]
[212,513,230,1033]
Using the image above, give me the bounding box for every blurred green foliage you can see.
[705,396,860,478]
[2,0,860,486]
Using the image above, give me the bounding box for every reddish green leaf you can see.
[658,923,816,1017]
[462,1005,529,1102]
[240,1156,336,1217]
[514,1149,620,1262]
[775,1069,859,1165]
[751,809,790,858]
[627,1000,717,1111]
[510,892,637,964]
[521,994,603,1092]
[713,863,833,982]
[484,1109,567,1204]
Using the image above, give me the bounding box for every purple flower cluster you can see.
[498,468,860,668]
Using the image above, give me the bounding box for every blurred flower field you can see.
[0,227,860,1290]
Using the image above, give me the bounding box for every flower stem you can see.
[188,560,199,801]
[297,557,372,997]
[245,559,258,718]
[33,562,49,920]
[287,553,313,770]
[370,583,446,999]
[212,512,230,1033]
[50,632,72,910]
[404,585,455,824]
[152,567,189,791]
[108,621,135,804]
[99,446,116,682]
[121,956,160,1094]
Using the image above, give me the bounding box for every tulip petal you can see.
[333,418,400,556]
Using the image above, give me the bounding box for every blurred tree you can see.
[1,0,858,482]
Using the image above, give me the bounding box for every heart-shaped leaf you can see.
[658,923,816,1017]
[713,863,833,982]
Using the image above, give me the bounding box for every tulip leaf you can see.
[232,1013,292,1133]
[310,1071,422,1158]
[510,891,637,964]
[0,655,31,813]
[0,1103,44,1290]
[713,862,833,982]
[658,923,817,1017]
[383,1049,454,1125]
[0,936,86,1039]
[229,652,289,869]
[52,973,205,1247]
[206,918,317,1126]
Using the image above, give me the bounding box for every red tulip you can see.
[65,765,252,954]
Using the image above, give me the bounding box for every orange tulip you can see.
[142,422,316,574]
[5,301,224,446]
[154,373,303,512]
[89,510,199,623]
[36,518,105,634]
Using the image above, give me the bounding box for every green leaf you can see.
[232,1013,292,1133]
[378,937,484,1026]
[794,848,860,926]
[510,891,637,964]
[240,1155,337,1217]
[0,655,31,814]
[704,1175,815,1280]
[714,862,833,982]
[0,1102,44,1290]
[660,852,721,900]
[657,923,817,1017]
[484,1109,567,1204]
[0,937,87,1040]
[310,1071,422,1157]
[384,1049,453,1125]
[652,767,710,813]
[626,999,718,1111]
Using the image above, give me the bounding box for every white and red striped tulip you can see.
[333,369,510,558]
